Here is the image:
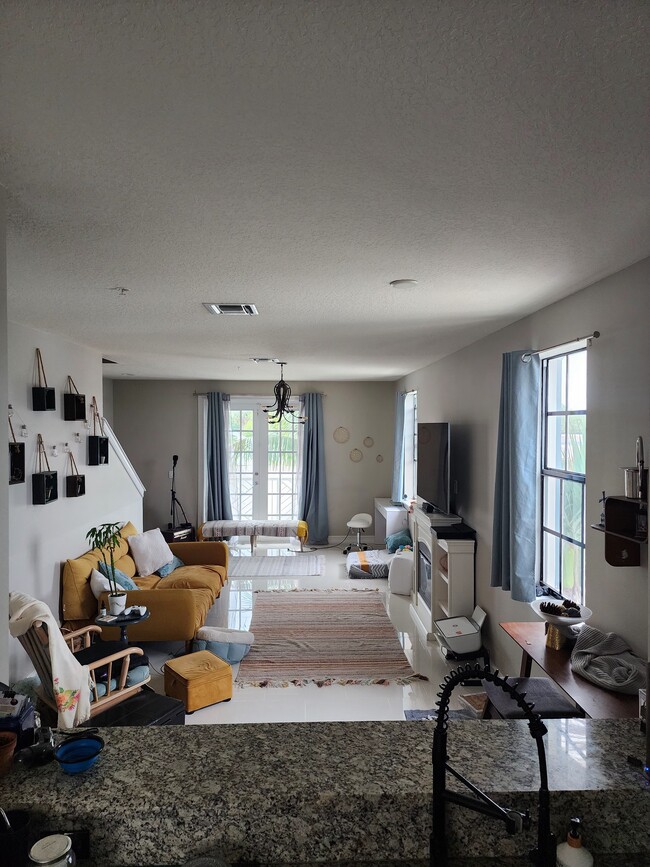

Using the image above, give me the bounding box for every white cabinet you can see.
[432,535,475,620]
[374,498,408,544]
[412,508,475,641]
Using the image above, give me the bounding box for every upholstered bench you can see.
[199,519,308,553]
[164,650,232,713]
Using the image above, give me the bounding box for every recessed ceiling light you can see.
[251,357,280,363]
[203,303,259,316]
[389,279,418,288]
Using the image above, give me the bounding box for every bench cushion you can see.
[200,519,308,540]
[346,549,392,579]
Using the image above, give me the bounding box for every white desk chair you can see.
[343,512,373,554]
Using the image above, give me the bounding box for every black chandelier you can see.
[262,362,307,425]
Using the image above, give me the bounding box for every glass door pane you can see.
[228,401,300,521]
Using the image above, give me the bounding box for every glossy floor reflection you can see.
[147,540,477,724]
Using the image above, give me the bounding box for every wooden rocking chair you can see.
[17,619,151,718]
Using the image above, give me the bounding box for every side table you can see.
[96,610,150,645]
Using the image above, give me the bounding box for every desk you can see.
[374,497,408,543]
[501,621,638,719]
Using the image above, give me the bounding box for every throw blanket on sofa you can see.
[9,592,91,727]
[570,624,646,694]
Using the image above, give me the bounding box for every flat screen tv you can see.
[417,422,450,514]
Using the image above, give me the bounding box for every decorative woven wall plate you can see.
[363,436,374,448]
[349,448,363,463]
[333,426,350,443]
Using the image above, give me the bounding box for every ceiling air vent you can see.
[203,303,259,316]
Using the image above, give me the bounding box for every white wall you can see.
[8,322,143,681]
[0,187,8,683]
[400,257,650,671]
[112,379,394,536]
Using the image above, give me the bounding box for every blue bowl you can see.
[54,735,104,774]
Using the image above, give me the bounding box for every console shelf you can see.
[591,495,647,567]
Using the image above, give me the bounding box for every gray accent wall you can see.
[400,257,650,671]
[112,380,394,537]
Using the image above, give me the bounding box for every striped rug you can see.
[237,590,422,687]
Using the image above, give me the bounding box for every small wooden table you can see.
[500,621,638,719]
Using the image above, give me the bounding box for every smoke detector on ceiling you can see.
[389,279,418,288]
[203,303,259,316]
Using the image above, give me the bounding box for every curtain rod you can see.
[193,391,327,397]
[521,331,600,363]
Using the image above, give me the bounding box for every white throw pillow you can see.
[128,528,174,577]
[90,568,112,599]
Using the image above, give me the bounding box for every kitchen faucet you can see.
[431,665,556,867]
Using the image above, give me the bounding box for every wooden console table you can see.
[500,621,638,719]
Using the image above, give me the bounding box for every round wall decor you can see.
[363,436,374,448]
[376,454,384,463]
[333,426,350,444]
[349,448,363,463]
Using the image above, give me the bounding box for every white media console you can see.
[411,507,476,642]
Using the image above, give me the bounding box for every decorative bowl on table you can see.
[530,598,593,627]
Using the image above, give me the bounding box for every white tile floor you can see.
[147,541,479,724]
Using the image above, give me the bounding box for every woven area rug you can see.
[237,590,423,687]
[229,554,324,578]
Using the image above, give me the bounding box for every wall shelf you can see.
[591,495,647,567]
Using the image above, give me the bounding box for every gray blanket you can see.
[570,625,646,694]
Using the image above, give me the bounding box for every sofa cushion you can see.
[157,555,184,578]
[98,562,139,590]
[133,574,162,590]
[90,569,114,599]
[128,529,174,576]
[156,564,225,594]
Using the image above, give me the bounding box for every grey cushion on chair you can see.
[485,676,582,719]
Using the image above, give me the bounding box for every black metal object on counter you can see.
[431,665,556,867]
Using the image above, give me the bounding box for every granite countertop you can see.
[0,719,648,866]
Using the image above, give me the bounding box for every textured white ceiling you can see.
[1,1,649,380]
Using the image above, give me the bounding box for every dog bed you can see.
[346,549,393,579]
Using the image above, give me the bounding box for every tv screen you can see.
[417,422,450,514]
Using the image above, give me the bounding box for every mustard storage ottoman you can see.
[164,650,232,713]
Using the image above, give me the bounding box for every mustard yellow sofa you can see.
[61,522,228,644]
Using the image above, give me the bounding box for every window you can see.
[402,391,417,502]
[540,349,587,602]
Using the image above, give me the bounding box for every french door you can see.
[227,399,301,521]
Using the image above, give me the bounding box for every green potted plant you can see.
[86,522,126,615]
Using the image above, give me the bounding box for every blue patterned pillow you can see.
[98,561,139,591]
[385,528,412,553]
[157,555,184,578]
